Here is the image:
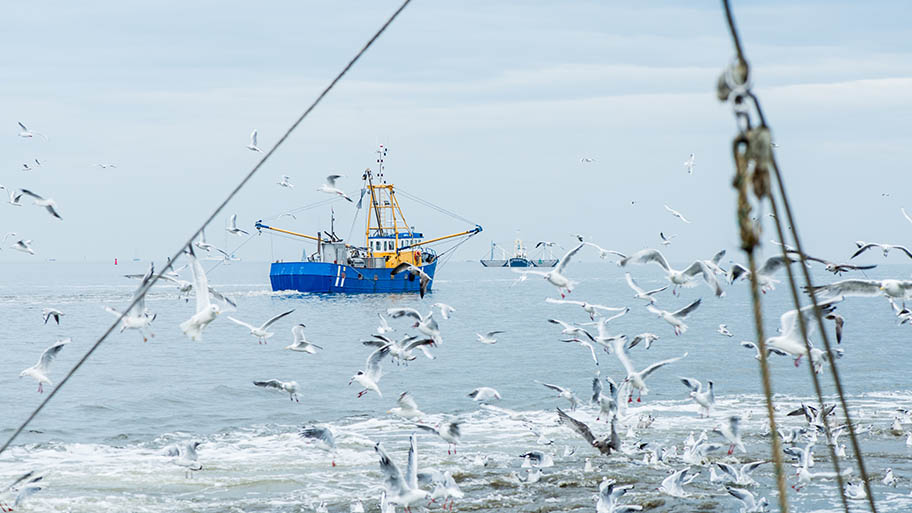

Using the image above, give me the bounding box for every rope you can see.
[720,1,875,511]
[0,0,414,457]
[396,188,477,226]
[731,136,790,513]
[260,197,342,222]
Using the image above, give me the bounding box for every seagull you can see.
[646,298,703,335]
[624,274,669,305]
[717,324,733,337]
[680,377,714,417]
[683,153,695,174]
[375,435,430,511]
[165,441,204,478]
[349,344,391,398]
[11,239,34,255]
[613,336,686,402]
[664,204,691,224]
[416,421,462,454]
[659,467,698,497]
[431,303,455,320]
[95,163,118,169]
[18,189,62,219]
[715,461,767,486]
[17,122,48,141]
[362,334,436,364]
[513,243,584,298]
[277,175,294,188]
[179,247,221,341]
[0,185,23,206]
[227,309,295,344]
[284,324,323,353]
[390,262,432,298]
[376,313,394,334]
[21,162,32,171]
[728,255,796,293]
[19,338,69,393]
[318,174,353,202]
[538,382,581,410]
[851,241,912,260]
[714,416,746,455]
[805,279,912,301]
[467,387,501,402]
[766,298,841,367]
[595,376,619,422]
[387,308,442,345]
[194,230,216,252]
[545,297,628,321]
[253,379,300,402]
[300,425,337,466]
[596,478,638,513]
[883,468,896,487]
[844,481,866,500]
[476,330,505,344]
[581,241,627,261]
[786,403,836,432]
[660,232,676,246]
[626,332,660,350]
[1,471,44,510]
[535,240,562,249]
[726,486,769,513]
[428,471,463,511]
[246,129,263,152]
[388,392,425,419]
[104,262,156,342]
[42,308,63,325]
[620,249,723,296]
[556,407,620,455]
[778,247,878,275]
[547,318,595,341]
[580,157,595,163]
[825,313,845,344]
[226,213,249,236]
[739,340,789,360]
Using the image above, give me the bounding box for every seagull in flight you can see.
[1,185,24,206]
[387,308,442,344]
[416,420,462,454]
[580,157,595,163]
[513,243,584,298]
[194,230,216,252]
[664,204,691,224]
[538,382,581,410]
[717,324,733,337]
[739,340,789,360]
[545,297,628,321]
[660,232,677,246]
[727,486,769,513]
[683,153,695,174]
[284,324,323,353]
[612,335,686,402]
[387,392,425,419]
[621,248,723,296]
[557,408,620,456]
[17,122,48,141]
[624,273,669,304]
[805,279,912,301]
[42,308,64,325]
[20,189,62,220]
[318,174,353,202]
[390,262,432,298]
[851,241,912,260]
[468,387,501,402]
[179,247,221,341]
[680,377,714,417]
[246,129,263,152]
[349,344,391,398]
[277,175,294,188]
[766,297,841,368]
[253,379,300,402]
[374,435,430,510]
[476,330,505,344]
[431,302,455,320]
[11,239,34,255]
[95,163,117,169]
[20,338,69,393]
[227,309,295,344]
[376,312,394,334]
[226,213,249,236]
[104,262,157,342]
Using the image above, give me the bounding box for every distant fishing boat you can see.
[480,238,558,267]
[256,147,481,294]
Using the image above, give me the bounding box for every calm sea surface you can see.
[1,259,910,512]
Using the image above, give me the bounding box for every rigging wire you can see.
[396,188,478,226]
[0,0,415,457]
[720,1,876,511]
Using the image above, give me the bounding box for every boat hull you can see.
[268,261,437,294]
[479,258,557,268]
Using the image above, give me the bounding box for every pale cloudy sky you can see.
[1,1,909,264]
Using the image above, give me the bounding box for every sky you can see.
[1,0,910,265]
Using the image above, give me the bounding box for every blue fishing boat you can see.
[256,149,481,294]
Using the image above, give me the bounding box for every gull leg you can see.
[38,383,43,393]
[728,444,734,455]
[794,355,802,367]
[357,390,368,398]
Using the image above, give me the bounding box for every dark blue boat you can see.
[256,149,480,295]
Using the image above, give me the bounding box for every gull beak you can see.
[348,378,354,385]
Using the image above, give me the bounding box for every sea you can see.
[1,259,910,512]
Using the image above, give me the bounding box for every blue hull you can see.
[268,261,437,294]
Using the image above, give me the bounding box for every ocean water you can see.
[1,259,911,512]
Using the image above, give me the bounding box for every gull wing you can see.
[902,207,912,225]
[757,255,794,276]
[680,377,701,392]
[325,174,343,187]
[186,246,211,311]
[375,442,407,495]
[683,261,723,296]
[249,129,258,146]
[227,316,256,331]
[850,243,878,259]
[612,337,636,376]
[404,338,436,352]
[625,273,646,295]
[556,407,596,446]
[37,339,69,372]
[893,245,912,259]
[398,392,419,411]
[387,307,423,320]
[671,298,702,319]
[556,243,584,274]
[727,486,756,507]
[805,279,881,298]
[253,379,284,390]
[300,426,336,448]
[728,263,749,283]
[406,433,419,490]
[741,460,767,475]
[538,382,568,394]
[390,262,418,276]
[715,462,738,481]
[639,353,687,380]
[710,249,726,265]
[365,345,391,381]
[260,309,295,330]
[545,297,584,307]
[292,324,307,343]
[622,248,671,272]
[1,471,35,494]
